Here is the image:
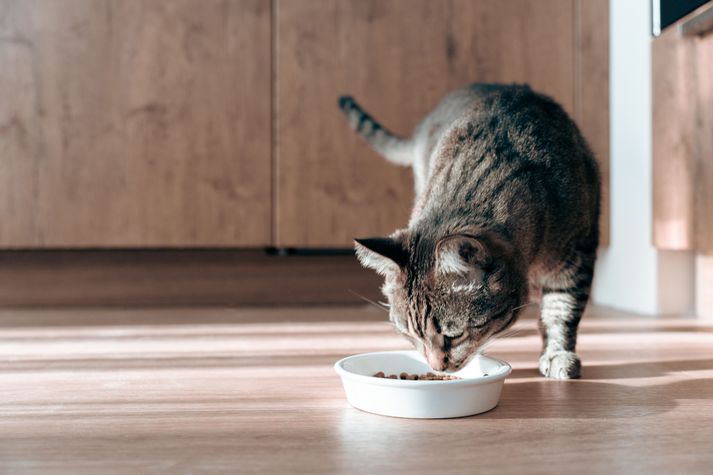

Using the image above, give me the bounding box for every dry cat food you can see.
[372,371,462,381]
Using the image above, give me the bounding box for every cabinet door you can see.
[652,16,713,253]
[652,26,697,250]
[276,0,577,247]
[0,0,271,247]
[576,0,610,246]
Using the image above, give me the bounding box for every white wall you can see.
[591,0,695,315]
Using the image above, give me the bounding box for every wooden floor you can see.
[1,305,712,474]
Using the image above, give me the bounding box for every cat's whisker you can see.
[475,303,537,354]
[348,289,390,313]
[511,301,539,312]
[476,333,499,354]
[476,341,493,355]
[494,327,527,341]
[476,312,531,354]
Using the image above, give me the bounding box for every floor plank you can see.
[0,306,712,474]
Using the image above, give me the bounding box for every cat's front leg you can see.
[537,251,595,379]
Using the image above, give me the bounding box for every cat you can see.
[338,84,600,379]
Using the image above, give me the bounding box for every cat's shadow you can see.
[508,358,713,380]
[480,359,713,419]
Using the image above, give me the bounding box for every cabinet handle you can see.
[680,4,713,37]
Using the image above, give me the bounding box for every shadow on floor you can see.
[509,358,713,380]
[504,326,713,339]
[481,376,713,419]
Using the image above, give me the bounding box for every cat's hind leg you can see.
[538,246,596,379]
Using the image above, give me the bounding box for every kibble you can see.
[373,371,461,381]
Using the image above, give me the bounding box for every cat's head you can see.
[355,230,526,372]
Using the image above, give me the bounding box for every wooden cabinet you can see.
[652,11,713,253]
[275,0,609,247]
[0,0,271,247]
[0,0,608,249]
[652,26,697,250]
[652,6,713,319]
[576,0,610,246]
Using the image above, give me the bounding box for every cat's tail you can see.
[338,95,412,166]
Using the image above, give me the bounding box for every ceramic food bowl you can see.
[334,350,511,419]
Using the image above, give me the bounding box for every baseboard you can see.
[0,250,383,307]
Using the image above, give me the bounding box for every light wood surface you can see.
[575,0,610,245]
[0,0,271,247]
[652,26,697,250]
[0,250,381,306]
[694,31,713,254]
[275,0,578,247]
[0,305,712,474]
[652,17,713,253]
[0,1,611,251]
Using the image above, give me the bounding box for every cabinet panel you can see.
[652,27,697,250]
[0,0,271,247]
[652,19,713,253]
[276,0,578,247]
[694,31,713,254]
[576,0,610,246]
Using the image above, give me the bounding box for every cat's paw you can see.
[538,351,581,379]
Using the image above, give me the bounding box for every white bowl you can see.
[334,350,511,419]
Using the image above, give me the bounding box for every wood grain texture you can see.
[0,0,271,247]
[694,32,713,254]
[652,22,713,253]
[1,306,713,474]
[0,250,382,306]
[576,0,610,245]
[275,0,576,247]
[652,27,697,250]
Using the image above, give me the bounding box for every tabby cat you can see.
[339,84,599,379]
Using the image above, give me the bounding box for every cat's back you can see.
[417,83,598,206]
[417,83,585,166]
[412,83,600,258]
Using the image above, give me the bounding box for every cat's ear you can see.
[354,236,409,275]
[435,234,489,280]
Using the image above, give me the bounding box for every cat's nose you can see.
[425,348,448,371]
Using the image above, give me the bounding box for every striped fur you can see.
[347,84,600,379]
[338,96,413,166]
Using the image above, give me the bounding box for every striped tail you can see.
[338,96,413,166]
